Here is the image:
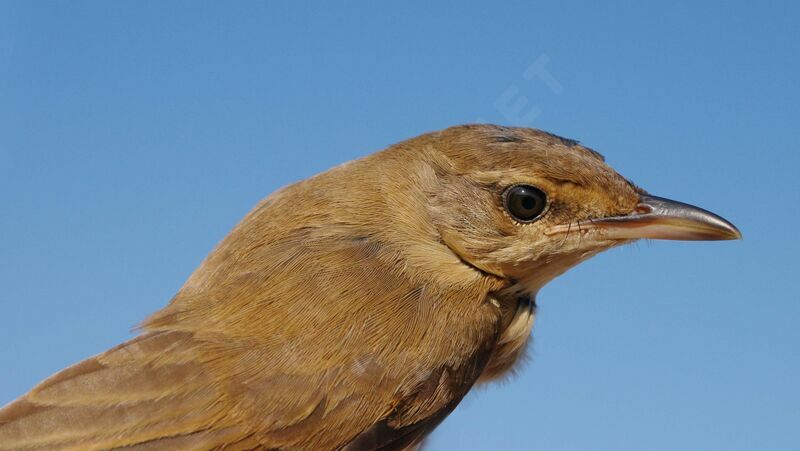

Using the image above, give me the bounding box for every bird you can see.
[0,124,740,450]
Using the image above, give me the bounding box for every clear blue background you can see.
[1,2,798,450]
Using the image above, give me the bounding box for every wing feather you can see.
[1,159,507,449]
[0,331,244,450]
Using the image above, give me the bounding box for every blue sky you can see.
[1,1,798,450]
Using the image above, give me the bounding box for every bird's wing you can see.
[0,330,252,450]
[131,207,500,448]
[0,311,495,451]
[342,347,494,451]
[0,274,497,451]
[0,182,503,449]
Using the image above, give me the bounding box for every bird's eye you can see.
[503,185,548,222]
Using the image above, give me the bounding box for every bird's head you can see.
[395,124,741,296]
[151,123,741,384]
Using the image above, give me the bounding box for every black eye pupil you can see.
[521,196,536,210]
[504,185,547,222]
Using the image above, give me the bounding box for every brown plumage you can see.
[0,124,740,450]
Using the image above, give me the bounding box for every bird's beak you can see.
[546,195,742,241]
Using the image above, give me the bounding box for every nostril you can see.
[635,204,653,214]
